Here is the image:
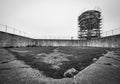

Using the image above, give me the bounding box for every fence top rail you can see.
[0,24,120,39]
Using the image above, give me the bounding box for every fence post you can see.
[5,25,7,32]
[112,30,113,35]
[24,32,25,36]
[13,28,15,34]
[19,30,21,36]
[71,37,73,40]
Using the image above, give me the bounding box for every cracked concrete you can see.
[0,48,74,84]
[0,48,120,84]
[74,51,120,84]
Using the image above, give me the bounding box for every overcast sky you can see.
[0,0,120,38]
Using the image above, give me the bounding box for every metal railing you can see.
[37,36,78,40]
[101,27,120,37]
[0,24,27,37]
[0,24,120,39]
[0,24,78,39]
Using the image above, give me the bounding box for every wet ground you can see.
[0,46,120,84]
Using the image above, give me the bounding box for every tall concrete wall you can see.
[0,31,120,48]
[0,31,35,47]
[36,39,84,46]
[36,34,120,48]
[86,34,120,48]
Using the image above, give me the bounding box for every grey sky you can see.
[0,0,120,38]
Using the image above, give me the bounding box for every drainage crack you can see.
[0,60,16,64]
[105,56,120,61]
[97,62,120,68]
[97,62,112,66]
[0,66,30,70]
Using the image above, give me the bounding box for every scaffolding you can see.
[78,10,102,40]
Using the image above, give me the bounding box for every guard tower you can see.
[78,10,102,40]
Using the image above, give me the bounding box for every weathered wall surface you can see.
[36,39,85,46]
[0,31,120,48]
[0,31,35,47]
[36,34,120,48]
[86,34,120,48]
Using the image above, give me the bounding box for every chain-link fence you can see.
[101,27,120,37]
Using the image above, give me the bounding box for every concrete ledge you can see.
[74,51,120,84]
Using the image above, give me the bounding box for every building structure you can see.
[78,10,102,40]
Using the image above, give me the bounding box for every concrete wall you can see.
[86,34,120,48]
[0,31,120,48]
[0,31,35,47]
[36,39,84,46]
[36,34,120,48]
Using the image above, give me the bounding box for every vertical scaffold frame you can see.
[78,10,102,40]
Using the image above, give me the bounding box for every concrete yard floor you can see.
[75,51,120,84]
[0,47,120,84]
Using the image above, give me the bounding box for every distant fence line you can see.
[0,24,78,39]
[36,36,78,40]
[0,24,120,39]
[0,24,27,37]
[101,27,120,37]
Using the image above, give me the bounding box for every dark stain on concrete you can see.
[5,48,91,79]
